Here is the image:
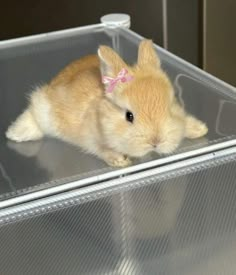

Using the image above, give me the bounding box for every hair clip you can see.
[102,68,133,93]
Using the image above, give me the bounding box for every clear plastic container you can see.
[0,14,236,208]
[1,15,236,274]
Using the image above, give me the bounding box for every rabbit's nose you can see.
[151,137,159,148]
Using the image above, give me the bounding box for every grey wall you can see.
[203,0,236,86]
[0,0,203,67]
[0,0,163,45]
[164,0,201,66]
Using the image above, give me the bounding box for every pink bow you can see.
[102,68,133,93]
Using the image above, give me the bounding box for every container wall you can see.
[0,152,236,274]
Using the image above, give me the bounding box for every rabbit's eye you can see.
[126,111,134,123]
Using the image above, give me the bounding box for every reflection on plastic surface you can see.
[0,155,236,274]
[0,27,236,201]
[0,162,15,192]
[215,100,236,136]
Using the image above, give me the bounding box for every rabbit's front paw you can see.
[185,116,208,139]
[102,150,132,167]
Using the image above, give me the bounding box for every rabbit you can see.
[5,39,208,167]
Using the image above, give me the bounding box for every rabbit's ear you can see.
[138,39,161,68]
[98,45,128,78]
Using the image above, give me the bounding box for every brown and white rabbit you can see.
[6,40,208,167]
